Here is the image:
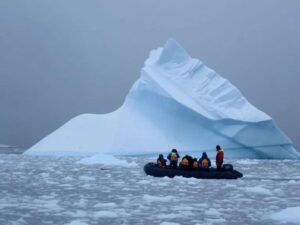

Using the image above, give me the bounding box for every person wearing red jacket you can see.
[216,145,224,170]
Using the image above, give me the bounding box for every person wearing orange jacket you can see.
[216,145,224,170]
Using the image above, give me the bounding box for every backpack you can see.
[201,158,209,168]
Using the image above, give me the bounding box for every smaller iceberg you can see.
[25,39,300,159]
[78,154,138,167]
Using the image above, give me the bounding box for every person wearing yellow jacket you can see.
[167,149,180,169]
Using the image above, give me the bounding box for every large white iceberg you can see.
[25,39,300,159]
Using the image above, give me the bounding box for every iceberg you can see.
[25,39,300,159]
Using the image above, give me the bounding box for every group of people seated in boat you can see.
[156,145,224,170]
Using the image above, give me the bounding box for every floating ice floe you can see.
[244,187,272,195]
[269,206,300,224]
[78,154,137,167]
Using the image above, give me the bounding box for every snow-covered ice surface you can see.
[1,154,300,225]
[25,39,300,159]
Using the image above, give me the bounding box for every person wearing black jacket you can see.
[157,154,167,168]
[198,152,211,168]
[179,155,193,170]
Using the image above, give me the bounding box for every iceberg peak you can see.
[141,38,271,123]
[157,38,191,66]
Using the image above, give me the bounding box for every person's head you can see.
[172,148,177,153]
[202,152,208,158]
[193,158,197,162]
[216,145,221,151]
[159,154,163,158]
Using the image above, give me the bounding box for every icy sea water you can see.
[0,154,300,225]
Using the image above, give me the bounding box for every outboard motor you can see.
[222,164,233,171]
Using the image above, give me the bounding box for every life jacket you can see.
[180,158,189,166]
[157,159,163,168]
[216,149,224,163]
[192,161,198,169]
[201,158,209,168]
[171,152,178,161]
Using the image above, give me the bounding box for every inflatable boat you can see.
[144,163,243,179]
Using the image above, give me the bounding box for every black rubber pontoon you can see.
[144,163,243,179]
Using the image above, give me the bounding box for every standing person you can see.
[216,145,224,170]
[167,149,180,169]
[198,152,211,168]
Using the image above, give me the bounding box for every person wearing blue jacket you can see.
[198,152,211,168]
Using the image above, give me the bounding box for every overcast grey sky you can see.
[0,0,299,150]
